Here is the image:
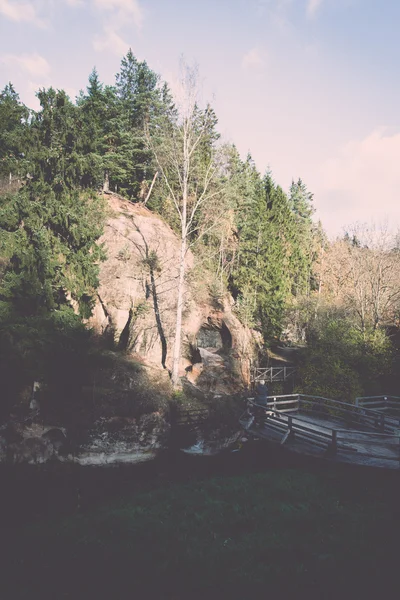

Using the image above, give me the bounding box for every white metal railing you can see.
[251,367,297,383]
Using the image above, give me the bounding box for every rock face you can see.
[0,422,67,464]
[90,194,259,390]
[0,196,259,466]
[0,416,170,465]
[73,412,170,465]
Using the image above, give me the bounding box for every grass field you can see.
[2,454,399,599]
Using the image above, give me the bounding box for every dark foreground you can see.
[1,443,399,599]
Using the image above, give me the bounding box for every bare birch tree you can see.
[145,61,222,387]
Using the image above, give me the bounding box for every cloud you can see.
[93,26,130,56]
[315,128,400,235]
[241,48,264,70]
[0,0,44,25]
[91,0,144,54]
[92,0,144,28]
[257,0,294,31]
[1,52,51,77]
[307,0,323,18]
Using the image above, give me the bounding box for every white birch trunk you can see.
[103,170,110,193]
[171,233,187,386]
[146,63,219,387]
[171,125,189,387]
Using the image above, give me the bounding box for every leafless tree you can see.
[319,222,400,332]
[145,61,223,387]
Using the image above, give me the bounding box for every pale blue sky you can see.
[1,0,399,236]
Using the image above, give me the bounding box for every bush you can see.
[296,317,394,402]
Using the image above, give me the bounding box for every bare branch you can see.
[143,171,159,206]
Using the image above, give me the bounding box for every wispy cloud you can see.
[93,26,130,56]
[1,52,51,77]
[307,0,323,19]
[257,0,294,31]
[92,0,144,28]
[0,0,44,26]
[241,48,264,70]
[91,0,144,53]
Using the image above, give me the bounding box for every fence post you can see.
[331,430,337,456]
[398,436,400,468]
[380,413,385,432]
[288,415,294,438]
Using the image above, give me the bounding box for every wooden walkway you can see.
[240,394,400,469]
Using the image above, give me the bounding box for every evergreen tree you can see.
[116,50,160,128]
[77,69,117,189]
[289,178,314,221]
[288,178,315,297]
[28,88,83,190]
[0,184,105,318]
[0,83,29,182]
[231,164,297,338]
[114,50,167,200]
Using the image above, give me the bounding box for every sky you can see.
[1,0,400,237]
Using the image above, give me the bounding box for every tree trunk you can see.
[149,268,167,369]
[171,234,186,387]
[171,122,189,388]
[144,171,159,205]
[103,170,110,193]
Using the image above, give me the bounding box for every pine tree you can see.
[0,83,29,183]
[231,165,297,339]
[114,50,166,200]
[28,88,84,190]
[288,178,315,296]
[77,68,116,189]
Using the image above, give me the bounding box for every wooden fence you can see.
[240,394,400,465]
[249,393,400,434]
[356,396,400,412]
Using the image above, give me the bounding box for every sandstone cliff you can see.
[90,194,259,392]
[0,194,260,465]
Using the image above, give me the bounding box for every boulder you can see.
[12,437,55,464]
[42,428,68,453]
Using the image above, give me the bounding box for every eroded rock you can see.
[89,195,260,390]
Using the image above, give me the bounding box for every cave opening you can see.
[196,322,232,353]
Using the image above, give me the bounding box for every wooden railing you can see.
[253,393,400,434]
[243,399,338,454]
[240,393,400,465]
[246,394,300,413]
[356,396,400,413]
